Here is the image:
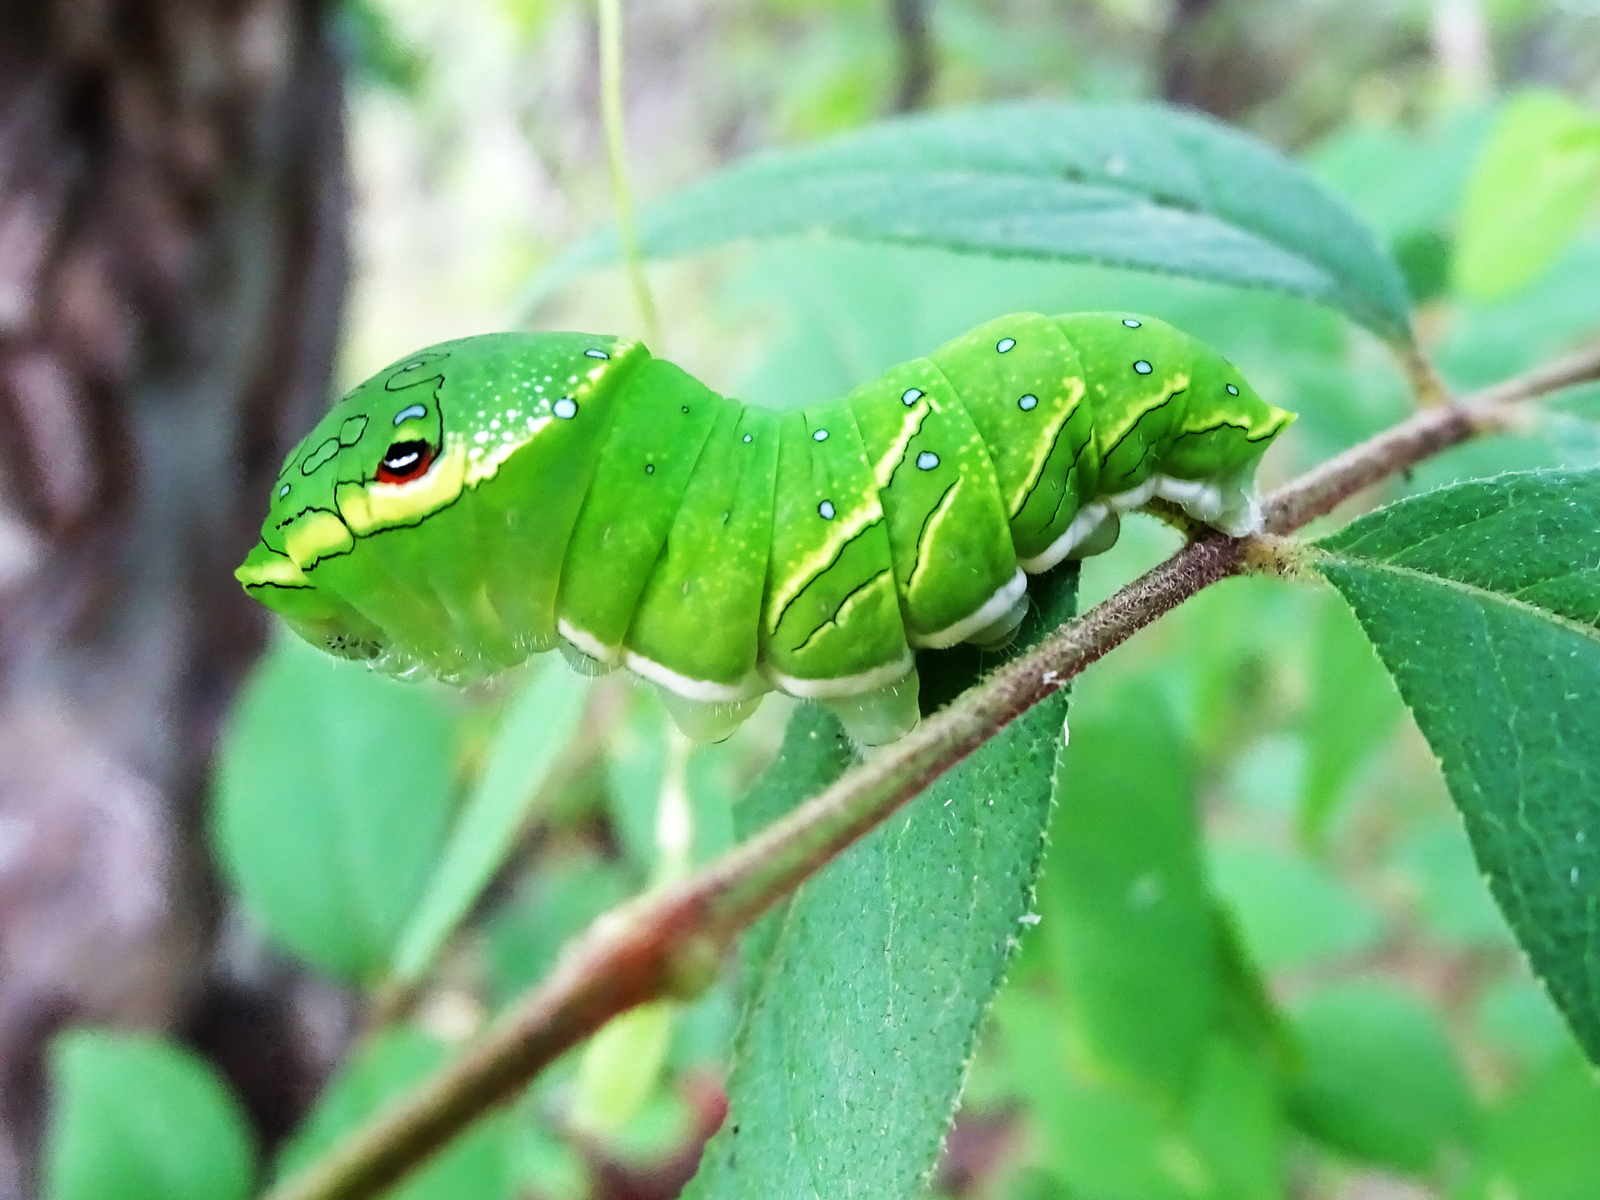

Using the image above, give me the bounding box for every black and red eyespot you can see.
[376,440,435,485]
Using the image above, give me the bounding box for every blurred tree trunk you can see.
[0,2,348,1193]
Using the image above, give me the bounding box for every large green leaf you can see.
[1038,678,1216,1110]
[392,665,588,983]
[681,564,1077,1200]
[44,1031,255,1200]
[528,103,1413,342]
[997,992,1283,1200]
[212,633,457,979]
[1286,982,1475,1174]
[1452,1048,1600,1200]
[1454,91,1600,301]
[213,635,457,980]
[276,1027,513,1200]
[1315,469,1600,1063]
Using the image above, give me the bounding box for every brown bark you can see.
[0,2,349,1192]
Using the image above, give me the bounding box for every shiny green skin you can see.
[237,313,1293,742]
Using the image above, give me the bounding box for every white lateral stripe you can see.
[623,651,769,703]
[556,618,621,666]
[908,568,1028,649]
[1019,502,1110,574]
[1105,478,1161,512]
[766,653,915,699]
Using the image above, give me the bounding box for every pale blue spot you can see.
[1122,318,1141,328]
[814,429,829,442]
[553,398,578,419]
[902,388,923,406]
[917,451,939,470]
[996,337,1016,353]
[1226,384,1240,395]
[818,500,835,520]
[1133,360,1153,375]
[743,433,753,443]
[1018,394,1038,411]
[584,348,609,359]
[393,404,427,426]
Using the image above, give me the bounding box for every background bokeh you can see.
[5,2,1600,1199]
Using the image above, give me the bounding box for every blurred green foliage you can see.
[39,2,1600,1199]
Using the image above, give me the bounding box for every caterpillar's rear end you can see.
[237,313,1292,747]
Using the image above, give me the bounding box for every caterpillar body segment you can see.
[237,313,1294,746]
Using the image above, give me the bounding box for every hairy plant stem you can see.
[259,339,1600,1200]
[597,0,661,349]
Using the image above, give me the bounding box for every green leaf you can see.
[1315,469,1600,1063]
[1391,816,1513,949]
[682,564,1078,1200]
[1039,678,1216,1109]
[392,665,588,983]
[997,992,1284,1200]
[569,1002,676,1136]
[1206,844,1384,973]
[1452,1049,1600,1200]
[213,635,457,980]
[276,1027,513,1200]
[44,1030,254,1200]
[1299,589,1403,842]
[1287,982,1475,1174]
[1455,91,1600,301]
[485,850,630,1007]
[1475,975,1572,1073]
[529,102,1413,343]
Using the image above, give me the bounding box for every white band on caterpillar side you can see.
[765,652,916,700]
[909,568,1028,649]
[557,618,621,666]
[1018,502,1110,574]
[623,651,770,703]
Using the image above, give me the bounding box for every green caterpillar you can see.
[237,312,1293,745]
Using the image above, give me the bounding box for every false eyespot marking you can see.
[813,429,829,442]
[553,398,578,419]
[1226,384,1240,395]
[916,451,939,470]
[393,404,427,426]
[376,439,434,484]
[1133,361,1153,375]
[996,337,1016,353]
[902,388,923,406]
[584,348,609,359]
[818,500,836,520]
[1122,318,1141,328]
[1018,394,1038,411]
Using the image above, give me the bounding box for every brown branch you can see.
[260,338,1600,1200]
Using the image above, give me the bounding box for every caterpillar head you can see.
[236,332,640,680]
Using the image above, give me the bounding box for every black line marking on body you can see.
[1099,387,1185,464]
[907,479,960,588]
[771,519,886,633]
[1171,418,1253,441]
[1015,408,1089,518]
[793,568,893,654]
[1036,435,1096,537]
[883,406,933,490]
